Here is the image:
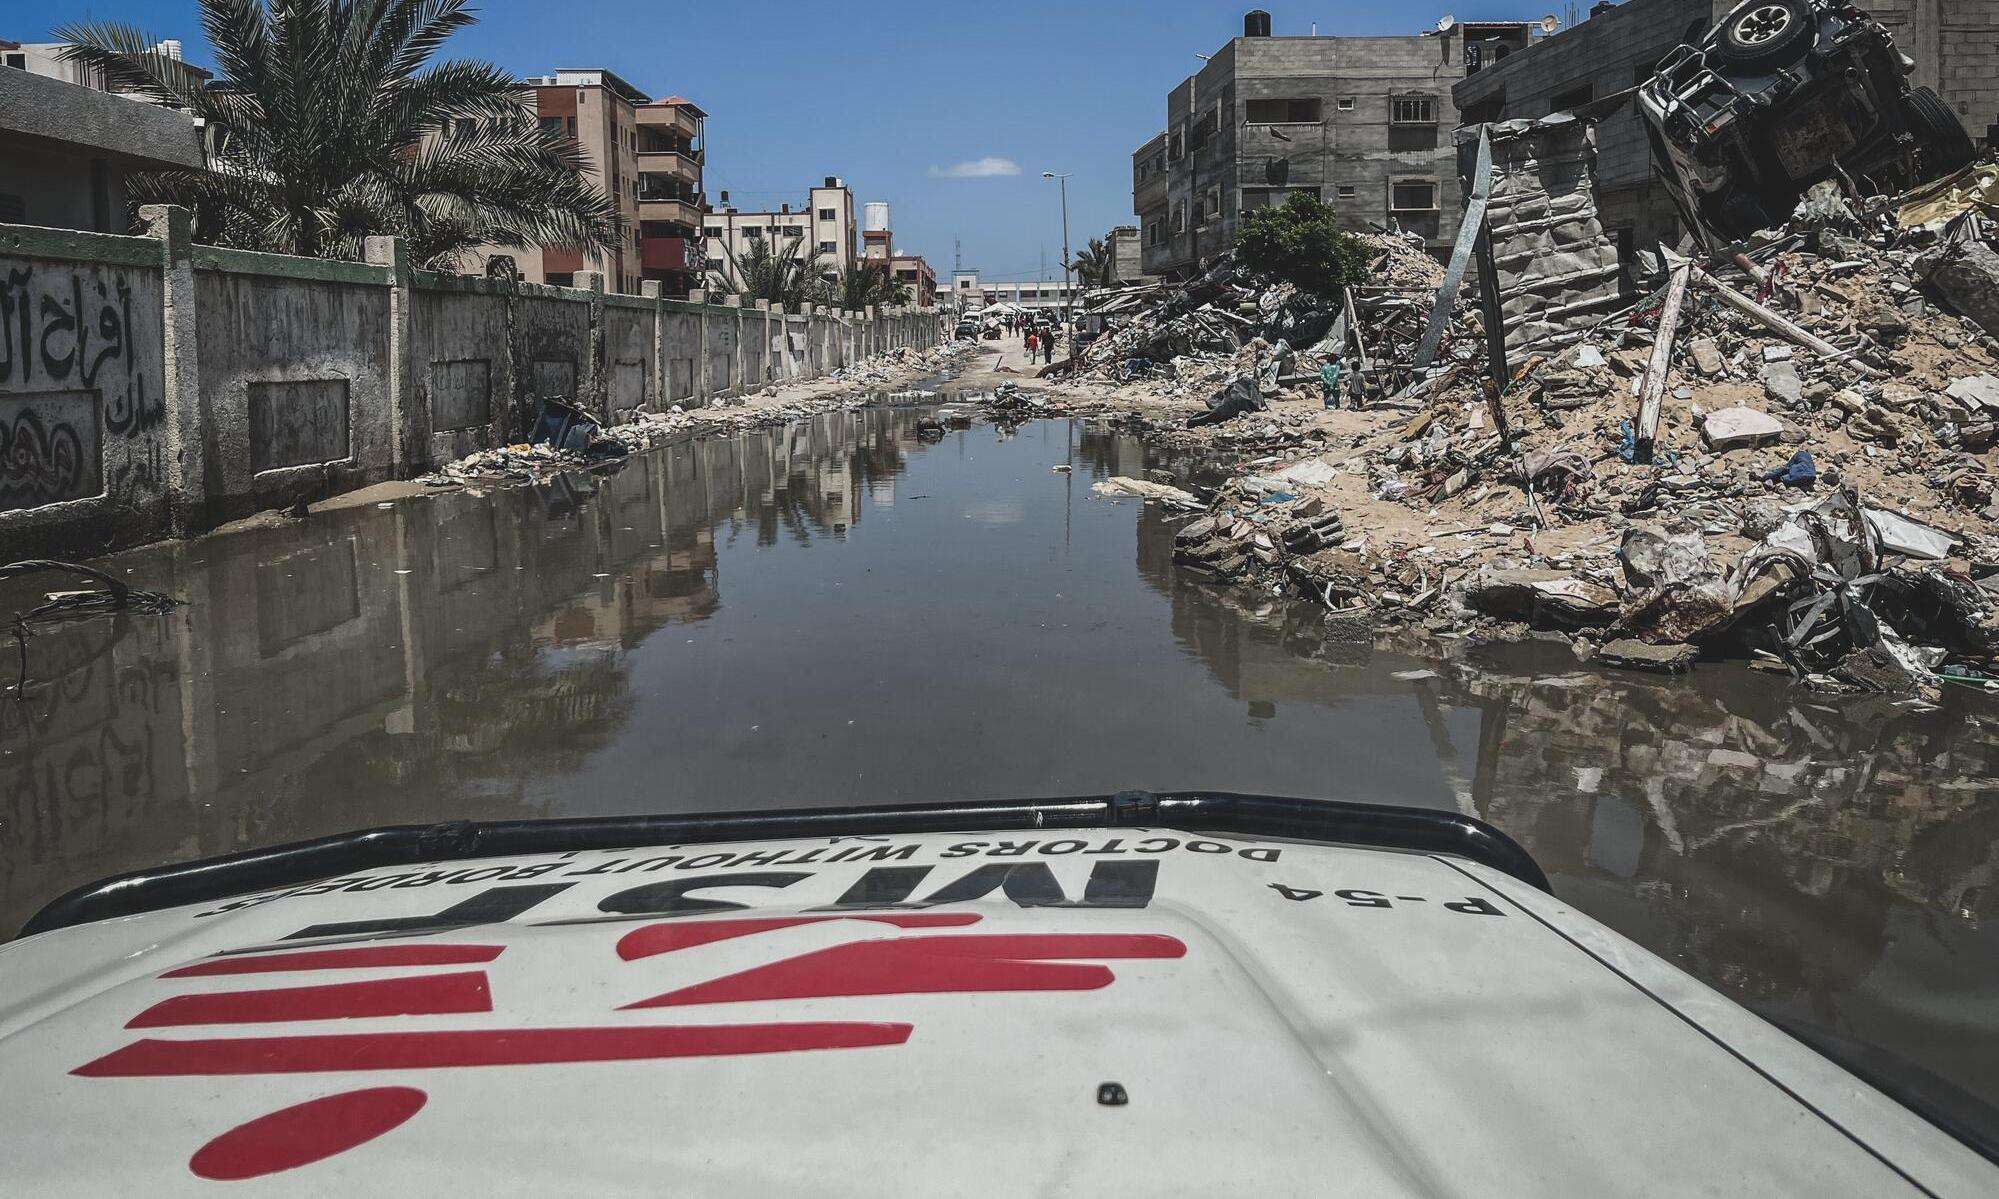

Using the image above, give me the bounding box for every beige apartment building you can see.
[475,68,706,297]
[703,178,857,295]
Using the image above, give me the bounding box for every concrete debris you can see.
[1702,407,1786,451]
[988,161,1999,694]
[420,343,968,490]
[1596,639,1700,675]
[1092,477,1201,506]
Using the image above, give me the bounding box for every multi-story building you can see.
[703,178,857,295]
[469,70,705,297]
[948,272,1082,315]
[890,255,938,308]
[634,94,707,298]
[1,40,207,231]
[1105,225,1152,286]
[1131,10,1537,280]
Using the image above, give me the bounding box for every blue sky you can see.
[24,0,1548,280]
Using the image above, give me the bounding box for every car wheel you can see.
[1904,86,1977,180]
[1712,0,1816,71]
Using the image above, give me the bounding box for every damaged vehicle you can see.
[4,793,1999,1193]
[1639,0,1977,244]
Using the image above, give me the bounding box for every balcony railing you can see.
[637,196,704,226]
[636,150,701,183]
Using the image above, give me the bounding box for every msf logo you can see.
[74,860,1184,1182]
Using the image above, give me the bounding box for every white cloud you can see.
[928,157,1022,179]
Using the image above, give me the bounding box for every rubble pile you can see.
[1079,170,1999,695]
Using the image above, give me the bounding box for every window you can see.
[1169,130,1185,160]
[819,241,837,253]
[1337,97,1356,112]
[1171,200,1187,233]
[1202,187,1222,223]
[1390,179,1439,212]
[1391,97,1437,125]
[1242,187,1318,212]
[1190,108,1219,151]
[564,115,576,137]
[745,227,764,239]
[705,225,722,238]
[818,208,836,220]
[1246,98,1323,124]
[1337,185,1357,201]
[959,279,971,289]
[1550,82,1595,113]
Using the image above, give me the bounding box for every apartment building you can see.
[703,178,857,295]
[1452,0,1998,253]
[891,255,939,308]
[473,70,706,297]
[1,40,207,231]
[1131,10,1537,280]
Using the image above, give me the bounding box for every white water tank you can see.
[864,202,891,233]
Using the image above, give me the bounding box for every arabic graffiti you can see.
[0,259,163,511]
[0,391,100,510]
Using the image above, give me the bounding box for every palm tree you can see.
[717,237,828,309]
[826,263,910,311]
[55,0,620,267]
[1069,237,1114,290]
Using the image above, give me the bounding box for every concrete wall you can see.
[0,208,942,559]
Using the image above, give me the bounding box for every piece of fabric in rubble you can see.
[1188,375,1267,428]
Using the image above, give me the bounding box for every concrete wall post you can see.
[576,270,606,410]
[642,280,667,413]
[363,235,423,473]
[140,204,207,533]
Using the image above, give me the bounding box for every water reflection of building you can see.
[0,408,931,933]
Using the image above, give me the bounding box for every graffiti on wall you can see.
[0,390,101,510]
[0,263,160,510]
[248,378,351,472]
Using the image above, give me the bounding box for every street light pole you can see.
[1042,170,1073,343]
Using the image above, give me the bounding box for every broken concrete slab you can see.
[1703,407,1786,451]
[1946,375,1999,414]
[1596,639,1699,675]
[1922,237,1999,341]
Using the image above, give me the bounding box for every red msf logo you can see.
[75,913,1185,1181]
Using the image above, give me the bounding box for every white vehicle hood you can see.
[0,829,1990,1196]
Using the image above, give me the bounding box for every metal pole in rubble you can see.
[1043,171,1072,342]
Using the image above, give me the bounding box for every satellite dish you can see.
[1436,14,1457,32]
[1539,13,1561,33]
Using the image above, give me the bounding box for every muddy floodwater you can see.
[5,404,1999,1106]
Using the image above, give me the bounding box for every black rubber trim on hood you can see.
[18,790,1550,938]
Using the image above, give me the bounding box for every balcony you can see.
[636,104,702,142]
[640,236,690,272]
[636,149,701,183]
[637,196,704,227]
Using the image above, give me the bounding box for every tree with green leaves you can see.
[826,263,910,311]
[55,0,621,267]
[717,238,830,310]
[1069,237,1114,290]
[1232,192,1370,297]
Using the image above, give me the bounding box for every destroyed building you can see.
[1130,9,1540,279]
[1453,0,1999,256]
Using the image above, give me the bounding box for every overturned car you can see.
[1639,0,1976,244]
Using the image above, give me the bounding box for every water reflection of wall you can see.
[0,408,930,933]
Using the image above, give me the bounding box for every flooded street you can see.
[6,404,1999,1106]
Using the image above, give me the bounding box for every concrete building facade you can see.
[0,59,207,232]
[1131,11,1537,279]
[1451,0,1999,252]
[948,272,1081,315]
[890,255,938,308]
[703,178,857,294]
